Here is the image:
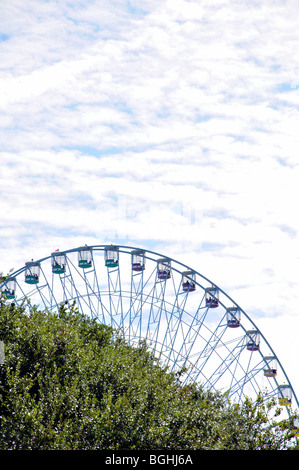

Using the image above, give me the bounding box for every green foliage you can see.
[0,299,298,450]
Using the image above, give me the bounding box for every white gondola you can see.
[25,261,40,284]
[182,271,196,292]
[51,251,66,274]
[131,250,145,272]
[205,286,219,308]
[78,246,92,269]
[226,306,241,328]
[157,258,171,280]
[104,246,119,268]
[263,356,277,378]
[278,385,292,406]
[0,277,16,299]
[246,330,260,351]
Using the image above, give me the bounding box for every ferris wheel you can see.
[1,243,298,415]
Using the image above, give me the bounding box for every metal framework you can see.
[1,243,298,415]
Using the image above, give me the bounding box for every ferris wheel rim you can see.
[1,242,298,411]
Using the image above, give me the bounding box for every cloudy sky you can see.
[1,0,299,401]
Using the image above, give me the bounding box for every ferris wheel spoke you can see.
[145,262,171,350]
[35,264,60,311]
[1,243,297,415]
[173,295,212,371]
[127,268,147,344]
[159,275,196,367]
[182,314,229,383]
[107,271,123,330]
[124,259,153,342]
[198,335,248,390]
[58,256,86,313]
[124,265,161,342]
[233,347,256,402]
[77,251,108,323]
[229,356,270,402]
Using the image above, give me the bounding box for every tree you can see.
[0,298,298,450]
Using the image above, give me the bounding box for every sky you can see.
[1,0,299,405]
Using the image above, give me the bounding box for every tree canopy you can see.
[0,298,298,450]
